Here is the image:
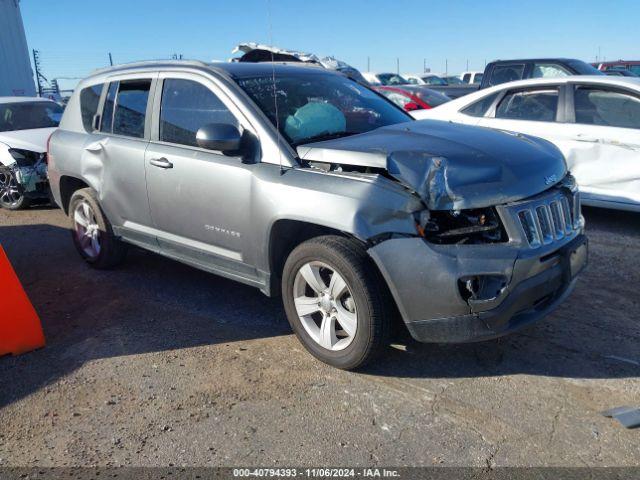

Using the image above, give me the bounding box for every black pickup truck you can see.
[479,58,604,89]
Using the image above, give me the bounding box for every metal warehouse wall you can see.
[0,0,36,96]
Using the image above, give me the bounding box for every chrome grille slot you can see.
[512,189,580,248]
[535,206,554,244]
[549,201,565,239]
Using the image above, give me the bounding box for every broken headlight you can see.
[415,208,508,245]
[9,149,45,167]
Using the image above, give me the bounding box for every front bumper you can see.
[368,233,588,343]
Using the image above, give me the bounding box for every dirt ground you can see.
[0,205,638,468]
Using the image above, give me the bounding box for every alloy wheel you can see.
[293,261,358,351]
[73,200,102,259]
[0,170,23,208]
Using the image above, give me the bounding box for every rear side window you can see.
[495,88,558,122]
[489,64,525,86]
[462,73,471,83]
[574,87,640,129]
[80,84,103,131]
[461,91,500,117]
[112,80,151,138]
[159,79,237,147]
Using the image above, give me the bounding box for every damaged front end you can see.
[0,148,49,207]
[296,120,586,343]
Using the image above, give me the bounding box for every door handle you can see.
[149,157,173,169]
[575,134,600,143]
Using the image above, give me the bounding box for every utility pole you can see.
[423,58,426,73]
[108,52,114,66]
[445,59,448,76]
[466,59,469,71]
[32,49,43,97]
[396,57,399,75]
[367,56,370,71]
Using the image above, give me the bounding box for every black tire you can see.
[0,166,30,210]
[68,188,127,269]
[282,235,392,370]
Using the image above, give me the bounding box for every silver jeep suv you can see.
[48,60,587,369]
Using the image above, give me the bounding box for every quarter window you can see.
[159,79,237,147]
[495,88,559,122]
[489,64,525,86]
[112,80,151,138]
[80,83,103,132]
[461,92,500,117]
[574,87,640,129]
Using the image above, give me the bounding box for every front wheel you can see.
[0,166,29,210]
[282,236,392,370]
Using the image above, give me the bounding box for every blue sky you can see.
[20,0,640,90]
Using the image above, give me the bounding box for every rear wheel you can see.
[0,166,29,210]
[69,188,127,268]
[282,235,392,370]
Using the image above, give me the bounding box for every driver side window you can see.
[159,78,237,147]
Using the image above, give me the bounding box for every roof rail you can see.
[90,59,211,76]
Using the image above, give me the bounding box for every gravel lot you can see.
[0,205,638,468]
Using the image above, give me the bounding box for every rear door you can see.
[88,74,157,247]
[144,71,258,279]
[559,83,640,209]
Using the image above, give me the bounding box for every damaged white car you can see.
[0,97,62,209]
[413,76,640,212]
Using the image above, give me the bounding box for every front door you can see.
[144,73,257,280]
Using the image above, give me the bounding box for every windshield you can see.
[414,89,451,107]
[445,77,465,85]
[0,101,63,132]
[567,60,604,75]
[377,73,409,86]
[236,73,411,146]
[421,75,447,86]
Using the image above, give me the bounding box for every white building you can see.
[0,0,36,96]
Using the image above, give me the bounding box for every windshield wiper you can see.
[294,131,359,147]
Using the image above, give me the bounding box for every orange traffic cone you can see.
[0,245,45,356]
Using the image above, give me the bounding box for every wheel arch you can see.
[58,175,91,214]
[266,219,365,297]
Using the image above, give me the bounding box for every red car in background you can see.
[374,85,451,112]
[593,60,640,76]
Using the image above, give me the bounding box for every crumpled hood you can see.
[297,120,567,210]
[0,127,56,153]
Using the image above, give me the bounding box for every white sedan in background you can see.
[0,97,62,209]
[412,76,640,212]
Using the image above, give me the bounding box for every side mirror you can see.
[196,123,242,152]
[404,102,421,112]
